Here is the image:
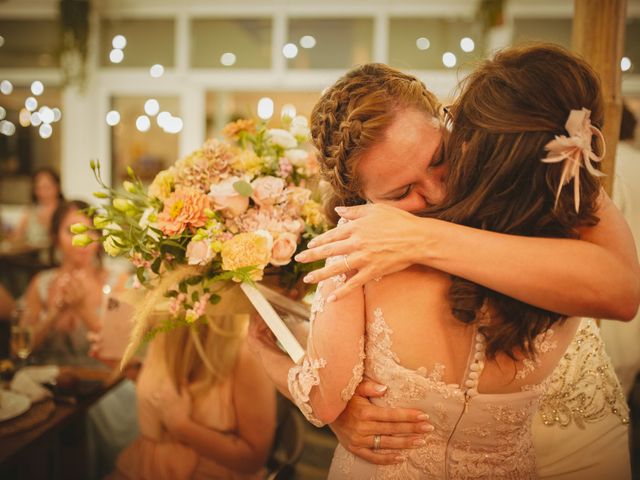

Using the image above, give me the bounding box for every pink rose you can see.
[186,239,214,266]
[282,219,305,234]
[270,232,298,266]
[209,177,250,217]
[251,176,285,207]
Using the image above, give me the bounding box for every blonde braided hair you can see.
[310,63,441,223]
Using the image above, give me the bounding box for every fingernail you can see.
[412,439,426,447]
[303,275,313,283]
[307,239,317,248]
[326,294,336,303]
[295,253,307,262]
[374,384,388,393]
[420,424,435,432]
[335,206,347,214]
[417,413,429,421]
[394,456,405,463]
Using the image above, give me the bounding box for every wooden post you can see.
[572,0,627,196]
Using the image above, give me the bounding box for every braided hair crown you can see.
[310,63,440,223]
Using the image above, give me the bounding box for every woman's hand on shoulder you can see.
[295,203,429,301]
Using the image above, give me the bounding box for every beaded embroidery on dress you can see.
[536,318,629,428]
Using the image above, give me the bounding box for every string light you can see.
[257,97,274,120]
[39,123,53,139]
[416,37,430,50]
[110,49,124,64]
[460,37,475,53]
[300,35,316,49]
[136,115,151,132]
[31,81,44,96]
[25,97,38,112]
[106,110,121,126]
[112,35,127,49]
[144,99,160,116]
[220,52,237,66]
[282,43,298,59]
[150,64,165,78]
[621,57,632,72]
[1,80,13,95]
[442,52,457,68]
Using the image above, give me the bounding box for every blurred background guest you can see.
[601,104,640,398]
[10,167,64,248]
[16,198,138,479]
[20,199,103,365]
[109,293,276,480]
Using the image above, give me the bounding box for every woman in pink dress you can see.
[110,295,276,480]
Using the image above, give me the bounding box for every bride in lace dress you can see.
[251,46,635,479]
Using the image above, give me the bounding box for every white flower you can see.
[139,207,160,241]
[292,115,308,127]
[290,116,310,141]
[254,229,274,252]
[267,128,297,149]
[284,149,309,167]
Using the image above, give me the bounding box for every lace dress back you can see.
[288,261,581,480]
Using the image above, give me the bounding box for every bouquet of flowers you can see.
[72,115,327,365]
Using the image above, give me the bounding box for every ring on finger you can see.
[373,434,382,450]
[343,255,353,273]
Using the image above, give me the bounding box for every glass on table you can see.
[10,324,33,364]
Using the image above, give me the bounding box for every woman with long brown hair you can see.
[252,46,636,478]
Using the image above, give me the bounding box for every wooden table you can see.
[0,368,124,480]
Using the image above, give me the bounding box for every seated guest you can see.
[12,167,64,247]
[109,293,276,480]
[21,199,139,479]
[21,200,104,365]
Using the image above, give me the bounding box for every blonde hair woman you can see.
[111,288,276,480]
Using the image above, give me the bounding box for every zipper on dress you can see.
[444,392,470,479]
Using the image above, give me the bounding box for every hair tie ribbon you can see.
[541,107,606,212]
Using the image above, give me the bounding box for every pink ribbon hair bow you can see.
[541,108,606,213]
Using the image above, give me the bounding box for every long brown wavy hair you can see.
[428,44,604,358]
[310,63,441,224]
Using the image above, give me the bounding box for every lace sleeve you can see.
[287,256,366,426]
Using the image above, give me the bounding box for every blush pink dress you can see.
[111,338,263,480]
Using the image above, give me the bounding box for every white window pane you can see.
[287,18,373,70]
[0,20,60,69]
[191,18,272,69]
[513,18,572,48]
[100,19,175,68]
[389,18,478,70]
[109,96,179,183]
